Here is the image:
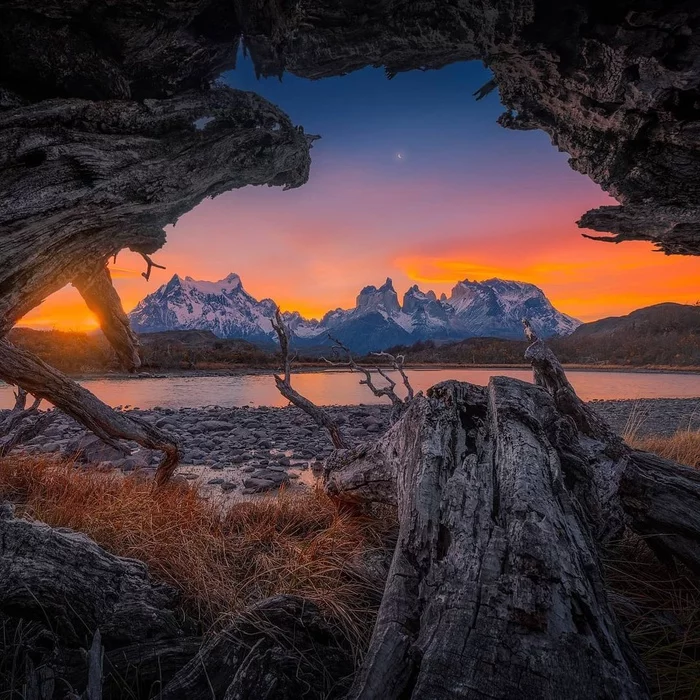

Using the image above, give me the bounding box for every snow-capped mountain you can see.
[128,273,580,353]
[129,273,277,343]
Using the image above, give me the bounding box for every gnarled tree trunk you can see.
[323,335,700,699]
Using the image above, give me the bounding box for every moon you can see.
[396,152,404,160]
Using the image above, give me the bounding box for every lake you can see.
[1,368,700,410]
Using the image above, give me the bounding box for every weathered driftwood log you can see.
[0,502,191,697]
[330,379,648,699]
[0,340,179,485]
[160,595,354,700]
[0,85,313,482]
[322,328,700,698]
[525,324,700,573]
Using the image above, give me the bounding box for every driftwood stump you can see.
[323,335,700,699]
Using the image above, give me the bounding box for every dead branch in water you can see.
[270,308,348,449]
[323,337,415,424]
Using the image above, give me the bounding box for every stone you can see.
[242,477,277,493]
[67,435,127,464]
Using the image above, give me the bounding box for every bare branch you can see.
[0,410,57,458]
[0,340,179,486]
[271,309,347,449]
[2,386,42,434]
[371,351,415,401]
[139,253,166,281]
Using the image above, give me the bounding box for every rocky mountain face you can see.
[130,274,277,344]
[129,274,579,353]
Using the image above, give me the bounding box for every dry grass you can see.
[0,456,394,652]
[615,426,700,698]
[629,430,700,470]
[606,534,700,699]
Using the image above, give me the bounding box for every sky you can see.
[20,54,700,330]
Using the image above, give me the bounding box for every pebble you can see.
[7,399,699,499]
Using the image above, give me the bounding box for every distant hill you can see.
[7,328,275,374]
[553,303,700,367]
[9,303,700,374]
[385,303,700,368]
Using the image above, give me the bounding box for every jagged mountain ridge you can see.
[129,273,580,353]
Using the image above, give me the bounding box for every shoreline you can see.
[9,398,700,501]
[35,363,700,382]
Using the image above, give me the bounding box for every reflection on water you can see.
[1,368,699,410]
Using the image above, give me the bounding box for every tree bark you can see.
[322,334,700,699]
[332,380,648,700]
[73,265,141,373]
[0,340,179,485]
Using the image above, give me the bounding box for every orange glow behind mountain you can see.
[17,238,700,332]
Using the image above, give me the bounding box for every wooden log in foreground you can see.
[324,334,700,699]
[0,339,179,485]
[336,379,647,699]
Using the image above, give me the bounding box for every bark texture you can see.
[322,335,700,699]
[0,340,180,485]
[242,0,700,254]
[0,87,313,331]
[330,380,648,699]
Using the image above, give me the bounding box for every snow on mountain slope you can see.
[128,273,580,352]
[129,273,277,342]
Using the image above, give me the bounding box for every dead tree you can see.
[320,320,700,700]
[0,86,314,487]
[0,340,179,486]
[323,338,415,424]
[270,308,348,449]
[0,386,58,458]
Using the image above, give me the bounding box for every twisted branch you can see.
[271,309,347,449]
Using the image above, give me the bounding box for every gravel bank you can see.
[11,397,700,498]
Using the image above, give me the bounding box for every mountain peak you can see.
[356,278,400,315]
[129,272,580,350]
[222,272,241,285]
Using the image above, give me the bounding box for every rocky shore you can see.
[11,398,700,498]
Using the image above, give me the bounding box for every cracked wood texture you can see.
[330,379,648,700]
[242,0,700,254]
[322,333,700,699]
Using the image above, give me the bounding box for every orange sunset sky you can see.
[18,59,700,332]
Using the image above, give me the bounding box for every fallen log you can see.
[329,380,648,699]
[321,327,700,699]
[0,502,191,698]
[0,340,179,485]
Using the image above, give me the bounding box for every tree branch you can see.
[73,263,141,372]
[0,340,179,486]
[271,309,347,449]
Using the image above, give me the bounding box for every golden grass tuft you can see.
[629,430,700,470]
[0,456,394,651]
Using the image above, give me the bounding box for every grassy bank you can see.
[0,457,393,651]
[1,431,699,697]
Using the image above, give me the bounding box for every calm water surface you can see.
[2,369,699,410]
